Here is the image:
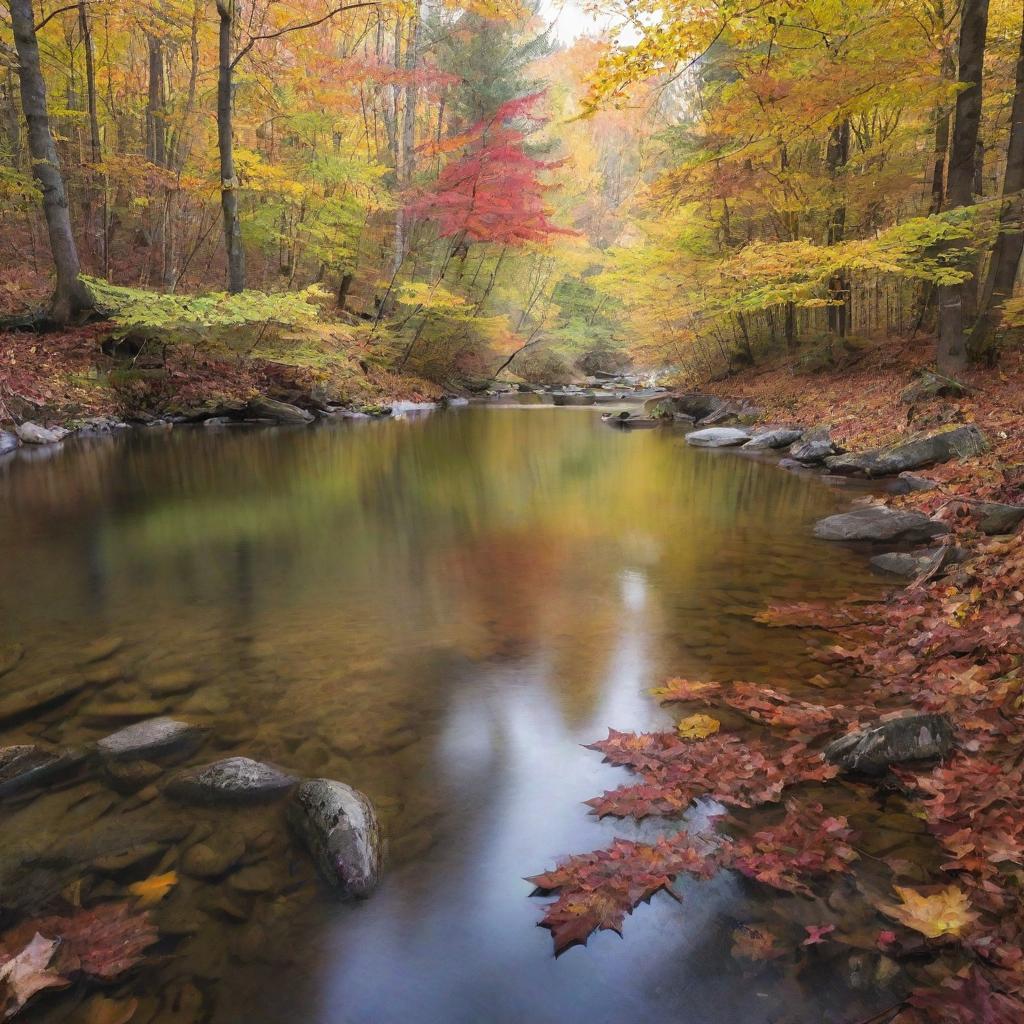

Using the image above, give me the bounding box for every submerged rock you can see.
[0,744,88,797]
[97,717,204,761]
[166,756,298,804]
[824,425,986,478]
[181,833,247,878]
[825,714,954,774]
[103,758,164,793]
[0,676,87,724]
[685,427,750,448]
[0,642,24,678]
[288,778,383,897]
[742,427,803,450]
[813,505,948,543]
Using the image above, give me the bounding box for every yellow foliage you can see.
[128,871,178,906]
[676,714,721,740]
[880,886,978,939]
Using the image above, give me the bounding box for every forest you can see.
[1,0,1024,1022]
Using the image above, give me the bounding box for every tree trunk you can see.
[937,0,990,373]
[10,0,94,323]
[970,7,1024,360]
[826,118,850,336]
[216,0,245,293]
[930,38,955,213]
[146,35,166,167]
[337,271,354,310]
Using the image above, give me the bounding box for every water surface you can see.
[0,407,892,1023]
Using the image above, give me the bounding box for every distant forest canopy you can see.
[1,0,1022,384]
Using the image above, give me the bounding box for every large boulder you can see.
[824,425,986,478]
[289,779,383,897]
[685,427,750,448]
[97,717,204,762]
[166,756,297,804]
[742,427,803,451]
[15,421,69,445]
[900,370,968,405]
[789,428,841,464]
[813,505,949,543]
[975,502,1024,536]
[244,396,314,425]
[825,714,954,774]
[644,393,728,421]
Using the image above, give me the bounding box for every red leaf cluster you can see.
[722,682,848,736]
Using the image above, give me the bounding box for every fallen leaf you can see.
[676,714,720,740]
[128,871,177,906]
[880,886,977,939]
[651,679,721,704]
[731,924,783,962]
[802,923,836,946]
[0,934,69,1020]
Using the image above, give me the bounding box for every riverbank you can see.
[533,337,1024,1021]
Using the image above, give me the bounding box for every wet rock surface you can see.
[245,396,315,424]
[15,421,69,445]
[0,677,87,725]
[789,429,841,465]
[825,714,954,774]
[97,717,204,761]
[0,744,87,797]
[0,430,20,455]
[742,427,803,450]
[685,427,751,448]
[166,757,298,804]
[813,505,949,544]
[288,779,383,897]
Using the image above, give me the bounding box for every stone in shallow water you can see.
[825,714,954,774]
[813,505,948,543]
[684,427,750,448]
[97,717,203,761]
[15,421,68,445]
[0,643,24,677]
[103,759,164,793]
[288,779,383,897]
[0,744,87,797]
[741,427,803,450]
[81,635,125,664]
[181,833,247,878]
[166,756,298,805]
[0,676,86,724]
[824,424,986,478]
[0,430,20,456]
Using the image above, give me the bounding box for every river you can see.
[0,404,896,1023]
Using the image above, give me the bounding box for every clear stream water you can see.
[0,404,912,1024]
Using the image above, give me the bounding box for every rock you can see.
[0,430,20,456]
[229,864,276,894]
[870,546,968,577]
[166,756,298,805]
[97,717,203,761]
[181,834,246,878]
[143,668,200,696]
[84,700,168,724]
[15,421,69,445]
[103,759,164,794]
[900,370,969,404]
[887,473,936,495]
[0,677,87,724]
[0,642,24,678]
[92,841,165,874]
[742,428,803,451]
[813,505,949,543]
[601,411,660,429]
[825,714,954,774]
[81,635,124,663]
[244,396,314,425]
[824,425,986,478]
[789,429,841,464]
[0,744,87,797]
[643,393,728,421]
[288,779,383,897]
[975,501,1024,535]
[685,427,750,448]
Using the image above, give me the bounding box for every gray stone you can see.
[825,714,954,774]
[871,546,969,577]
[824,425,986,478]
[97,717,203,761]
[601,411,660,429]
[887,473,937,495]
[288,778,383,897]
[900,370,968,404]
[742,427,803,450]
[685,427,750,448]
[245,396,314,425]
[0,677,86,724]
[166,756,298,804]
[0,430,20,456]
[643,393,728,421]
[813,505,949,543]
[0,744,87,797]
[976,502,1024,536]
[790,429,841,464]
[15,421,68,445]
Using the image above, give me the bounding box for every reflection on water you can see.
[0,408,889,1023]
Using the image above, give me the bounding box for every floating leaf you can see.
[880,886,977,939]
[651,679,722,705]
[731,925,783,962]
[802,923,836,946]
[676,714,720,740]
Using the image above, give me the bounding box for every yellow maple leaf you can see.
[880,886,977,938]
[677,714,721,740]
[128,871,177,906]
